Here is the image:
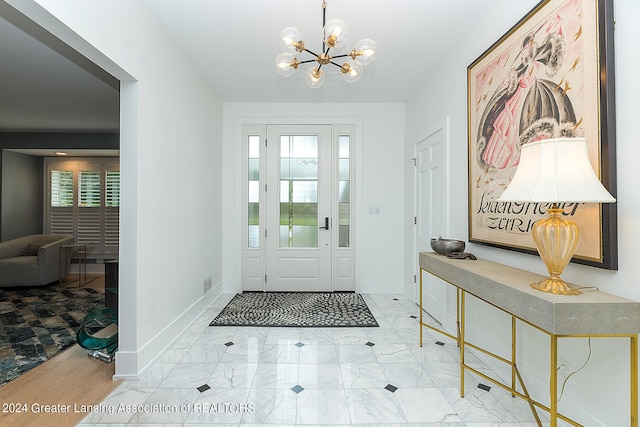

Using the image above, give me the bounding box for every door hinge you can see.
[265,183,267,192]
[412,157,416,166]
[414,216,417,225]
[264,229,267,237]
[265,138,267,147]
[413,274,417,283]
[265,274,267,282]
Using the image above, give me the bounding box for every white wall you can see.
[14,0,225,378]
[223,103,405,294]
[405,0,640,425]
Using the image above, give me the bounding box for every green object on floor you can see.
[76,307,118,355]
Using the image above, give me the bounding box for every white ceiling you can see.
[144,0,501,103]
[0,0,530,132]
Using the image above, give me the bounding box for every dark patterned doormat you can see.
[0,286,105,386]
[209,292,378,327]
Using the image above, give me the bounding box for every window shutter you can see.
[78,208,101,244]
[50,170,74,235]
[77,170,102,245]
[46,160,120,258]
[105,171,120,207]
[105,170,120,250]
[50,207,75,235]
[79,170,101,207]
[51,170,74,207]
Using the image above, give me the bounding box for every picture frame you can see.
[467,0,617,269]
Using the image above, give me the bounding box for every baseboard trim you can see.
[113,280,223,380]
[359,279,404,294]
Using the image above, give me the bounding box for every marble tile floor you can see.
[79,293,547,426]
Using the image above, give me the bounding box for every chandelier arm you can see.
[328,61,344,69]
[298,59,319,64]
[303,48,321,58]
[331,54,351,59]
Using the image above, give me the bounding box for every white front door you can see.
[265,125,333,291]
[415,121,448,323]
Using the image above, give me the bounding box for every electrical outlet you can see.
[204,276,212,294]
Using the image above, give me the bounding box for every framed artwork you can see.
[467,0,617,269]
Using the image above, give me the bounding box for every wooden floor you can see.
[0,275,122,427]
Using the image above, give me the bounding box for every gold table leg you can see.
[512,317,517,397]
[550,335,558,427]
[632,335,638,427]
[460,290,466,398]
[419,268,423,347]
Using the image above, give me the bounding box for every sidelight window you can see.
[338,135,350,247]
[248,135,261,248]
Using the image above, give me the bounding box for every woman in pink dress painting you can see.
[477,15,577,171]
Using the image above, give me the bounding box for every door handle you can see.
[319,217,330,230]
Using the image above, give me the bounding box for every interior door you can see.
[265,125,332,291]
[415,124,448,323]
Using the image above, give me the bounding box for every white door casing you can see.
[415,118,449,324]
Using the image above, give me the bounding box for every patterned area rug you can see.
[0,286,105,386]
[210,292,378,327]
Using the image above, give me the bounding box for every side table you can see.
[59,243,87,286]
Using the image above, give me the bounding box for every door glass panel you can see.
[338,135,350,247]
[248,181,260,203]
[291,136,318,157]
[338,181,350,202]
[248,159,259,180]
[292,181,318,202]
[279,135,319,248]
[339,202,350,248]
[339,137,350,158]
[248,135,260,248]
[339,158,350,181]
[292,226,318,247]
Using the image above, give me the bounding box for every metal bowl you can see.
[430,237,465,255]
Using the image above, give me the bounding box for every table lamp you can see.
[497,137,616,295]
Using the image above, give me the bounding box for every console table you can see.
[419,251,640,426]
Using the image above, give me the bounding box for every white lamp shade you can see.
[497,138,615,203]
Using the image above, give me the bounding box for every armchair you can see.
[0,234,74,287]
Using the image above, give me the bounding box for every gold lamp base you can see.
[531,277,581,295]
[531,206,581,295]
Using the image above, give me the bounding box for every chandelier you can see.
[275,1,377,88]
